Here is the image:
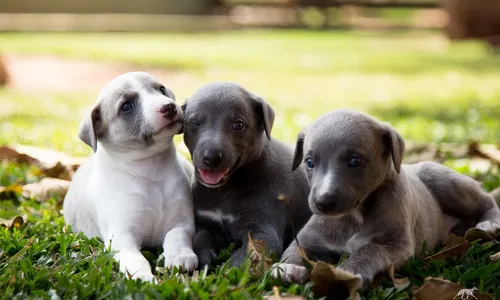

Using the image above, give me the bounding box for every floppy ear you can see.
[381,123,405,174]
[79,104,102,153]
[292,131,305,171]
[252,95,275,141]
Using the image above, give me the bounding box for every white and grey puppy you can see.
[63,72,197,282]
[273,109,500,288]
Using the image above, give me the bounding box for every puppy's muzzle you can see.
[159,103,178,120]
[202,149,224,169]
[315,193,337,213]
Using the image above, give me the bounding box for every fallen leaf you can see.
[0,145,85,180]
[247,232,273,276]
[464,228,497,242]
[425,234,472,261]
[489,251,500,261]
[0,184,23,200]
[309,261,362,300]
[387,264,410,289]
[0,214,27,230]
[468,142,500,165]
[415,277,493,300]
[22,178,71,201]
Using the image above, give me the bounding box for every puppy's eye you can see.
[159,86,168,96]
[348,156,363,168]
[305,157,314,168]
[121,101,134,113]
[232,121,245,131]
[189,120,200,126]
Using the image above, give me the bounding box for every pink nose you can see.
[159,103,177,120]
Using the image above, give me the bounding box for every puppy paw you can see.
[130,271,155,283]
[475,220,500,234]
[197,249,217,268]
[164,248,198,272]
[271,263,309,283]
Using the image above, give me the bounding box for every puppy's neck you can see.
[95,143,176,178]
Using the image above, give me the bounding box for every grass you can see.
[1,30,500,299]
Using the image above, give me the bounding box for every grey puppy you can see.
[273,109,500,287]
[181,82,312,268]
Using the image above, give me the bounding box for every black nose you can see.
[202,150,223,168]
[315,194,337,213]
[159,103,177,119]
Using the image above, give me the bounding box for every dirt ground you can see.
[2,54,190,93]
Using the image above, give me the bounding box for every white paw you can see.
[164,248,198,272]
[475,220,500,234]
[271,263,309,283]
[130,271,155,283]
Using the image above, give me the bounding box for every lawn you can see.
[1,30,500,299]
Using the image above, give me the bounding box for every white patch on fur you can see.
[197,209,238,224]
[271,263,309,283]
[351,208,364,224]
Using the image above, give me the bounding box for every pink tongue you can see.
[199,169,228,185]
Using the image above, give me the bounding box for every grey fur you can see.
[280,109,500,287]
[182,82,311,268]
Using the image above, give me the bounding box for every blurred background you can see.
[0,0,499,173]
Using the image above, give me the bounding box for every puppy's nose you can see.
[203,150,223,168]
[159,103,177,120]
[315,194,337,213]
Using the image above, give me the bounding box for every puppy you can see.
[181,82,311,268]
[273,109,500,286]
[63,72,197,282]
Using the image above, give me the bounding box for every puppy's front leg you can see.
[163,189,198,272]
[273,215,334,283]
[338,241,412,287]
[193,225,217,268]
[106,234,154,282]
[230,226,283,267]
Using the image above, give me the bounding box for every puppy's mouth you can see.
[155,119,182,135]
[197,157,241,187]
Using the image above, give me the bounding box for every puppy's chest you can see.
[193,188,240,232]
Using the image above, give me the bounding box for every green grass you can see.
[1,30,500,299]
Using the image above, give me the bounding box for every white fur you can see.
[63,72,197,282]
[196,209,238,224]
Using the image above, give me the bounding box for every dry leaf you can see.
[468,142,500,165]
[464,228,497,242]
[22,178,71,201]
[246,232,273,275]
[0,214,27,230]
[309,261,362,300]
[425,234,472,261]
[387,264,410,289]
[0,145,85,180]
[415,277,493,300]
[489,251,500,261]
[0,184,23,200]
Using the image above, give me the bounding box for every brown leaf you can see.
[0,214,27,230]
[246,232,273,276]
[415,277,493,300]
[425,234,472,261]
[468,142,500,165]
[387,264,410,289]
[309,261,362,300]
[0,145,85,180]
[0,184,23,200]
[297,245,315,269]
[464,228,497,242]
[22,178,71,202]
[489,251,500,261]
[265,286,305,300]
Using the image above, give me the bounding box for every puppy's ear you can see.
[382,124,405,174]
[180,99,188,114]
[292,131,305,171]
[252,95,275,141]
[79,104,103,153]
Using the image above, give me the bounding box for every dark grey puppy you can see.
[273,109,500,287]
[181,82,311,268]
